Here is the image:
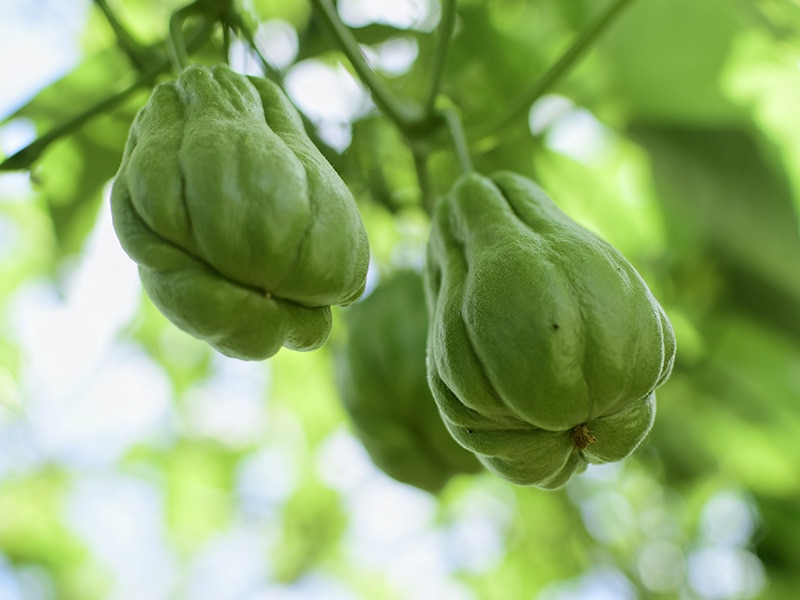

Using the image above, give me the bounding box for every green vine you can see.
[411,145,436,214]
[474,0,639,139]
[228,13,283,83]
[424,0,458,118]
[305,0,636,198]
[440,104,473,175]
[309,0,424,130]
[92,0,159,72]
[168,0,231,73]
[308,0,462,211]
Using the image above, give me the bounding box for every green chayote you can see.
[335,270,482,493]
[425,171,676,489]
[111,64,369,360]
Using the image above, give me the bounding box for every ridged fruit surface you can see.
[425,171,676,488]
[111,64,369,360]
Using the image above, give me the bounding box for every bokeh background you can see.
[1,0,799,598]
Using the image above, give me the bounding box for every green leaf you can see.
[0,469,99,599]
[444,3,558,128]
[271,480,346,582]
[34,102,142,264]
[2,49,138,128]
[595,0,747,125]
[160,441,239,553]
[632,124,800,338]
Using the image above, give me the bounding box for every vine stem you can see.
[232,13,344,165]
[411,145,435,215]
[309,0,470,203]
[475,0,638,138]
[441,105,472,174]
[1,79,152,172]
[93,0,157,71]
[424,0,458,117]
[229,13,283,81]
[309,0,424,129]
[168,3,201,72]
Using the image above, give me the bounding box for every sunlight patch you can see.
[338,0,439,31]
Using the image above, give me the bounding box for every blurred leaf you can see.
[339,115,420,212]
[101,0,188,45]
[538,152,665,258]
[89,0,162,71]
[34,121,126,260]
[128,294,215,394]
[296,20,417,64]
[654,311,800,493]
[160,441,239,553]
[251,0,311,27]
[0,47,153,264]
[595,0,748,125]
[269,346,346,445]
[739,0,800,42]
[271,479,346,582]
[0,201,57,295]
[470,486,588,598]
[2,49,139,127]
[472,114,541,187]
[0,469,101,599]
[444,2,558,128]
[632,124,800,337]
[757,495,800,584]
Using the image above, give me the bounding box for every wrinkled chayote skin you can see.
[425,171,676,489]
[335,270,482,493]
[111,64,369,360]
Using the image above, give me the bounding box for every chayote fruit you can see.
[111,64,369,360]
[425,171,676,489]
[335,270,483,493]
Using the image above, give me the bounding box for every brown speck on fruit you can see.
[466,429,474,434]
[570,424,597,450]
[552,323,560,330]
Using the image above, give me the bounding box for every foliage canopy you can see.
[1,0,799,598]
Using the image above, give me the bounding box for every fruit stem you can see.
[570,424,597,450]
[411,145,435,215]
[424,0,458,118]
[441,104,473,175]
[168,3,200,72]
[228,12,282,80]
[93,0,159,72]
